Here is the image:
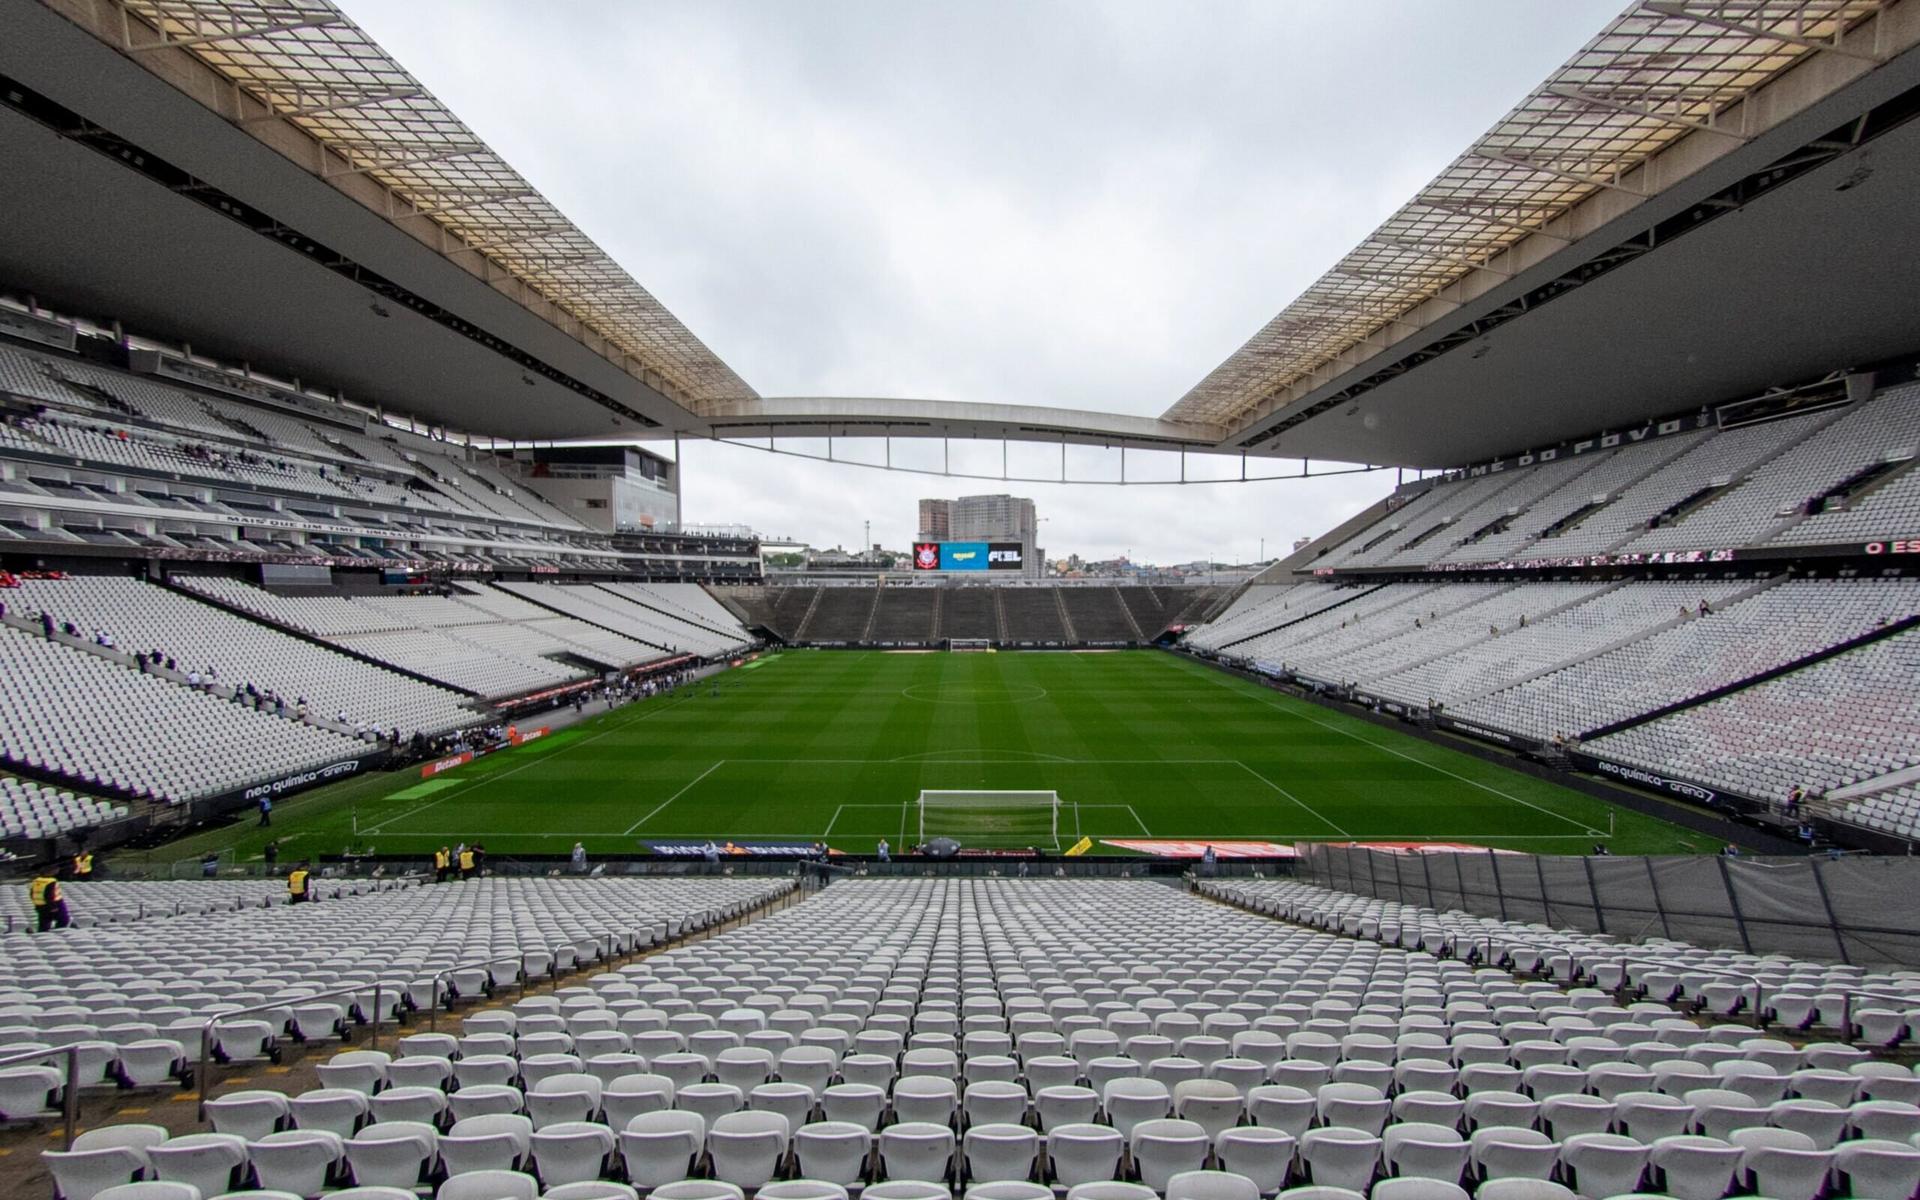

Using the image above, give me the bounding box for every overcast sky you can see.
[346,0,1621,563]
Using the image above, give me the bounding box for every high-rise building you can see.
[916,493,1043,576]
[917,498,952,542]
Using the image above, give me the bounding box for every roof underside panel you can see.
[1164,0,1889,428]
[113,0,757,410]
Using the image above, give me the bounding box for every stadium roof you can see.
[106,0,756,413]
[1167,0,1895,431]
[3,0,1917,465]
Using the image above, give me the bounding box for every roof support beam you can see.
[1472,151,1651,197]
[1371,235,1514,279]
[237,87,426,126]
[1542,84,1752,141]
[321,145,488,178]
[1411,198,1574,244]
[1638,1,1889,63]
[122,14,345,52]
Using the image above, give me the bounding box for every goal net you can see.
[918,790,1060,848]
[947,638,994,651]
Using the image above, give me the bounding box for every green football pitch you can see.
[168,649,1711,863]
[165,645,1712,860]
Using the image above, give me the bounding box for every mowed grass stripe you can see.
[154,650,1708,862]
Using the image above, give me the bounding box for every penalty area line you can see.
[623,761,725,835]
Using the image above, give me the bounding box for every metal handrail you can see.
[195,979,385,1120]
[0,1042,82,1148]
[1604,957,1772,1029]
[426,954,534,1034]
[1833,986,1920,1040]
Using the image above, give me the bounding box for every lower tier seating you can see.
[37,877,1920,1200]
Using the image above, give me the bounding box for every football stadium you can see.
[2,1,1920,1198]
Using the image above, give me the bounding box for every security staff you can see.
[71,850,93,879]
[29,874,68,932]
[457,846,475,880]
[287,864,312,904]
[433,846,451,883]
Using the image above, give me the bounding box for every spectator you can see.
[200,851,219,878]
[1698,597,1713,616]
[1200,844,1218,877]
[701,840,720,864]
[570,841,587,875]
[1784,785,1804,815]
[1721,842,1741,858]
[472,843,487,874]
[876,837,890,863]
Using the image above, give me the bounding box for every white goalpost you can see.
[946,638,994,651]
[917,790,1060,848]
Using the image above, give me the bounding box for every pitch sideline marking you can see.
[1233,759,1353,838]
[363,691,695,835]
[1179,659,1598,834]
[623,760,726,835]
[344,830,1612,841]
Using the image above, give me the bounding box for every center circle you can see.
[901,683,1048,705]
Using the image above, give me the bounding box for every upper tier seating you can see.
[49,876,1920,1200]
[12,576,474,734]
[1301,387,1920,571]
[1630,389,1920,553]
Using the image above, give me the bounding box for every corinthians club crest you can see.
[915,542,940,570]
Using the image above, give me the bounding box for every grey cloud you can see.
[344,0,1619,558]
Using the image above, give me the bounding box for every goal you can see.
[918,790,1060,848]
[947,638,994,651]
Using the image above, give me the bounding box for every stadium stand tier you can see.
[715,585,1230,647]
[868,588,941,643]
[0,342,761,582]
[26,874,1920,1200]
[1177,377,1920,848]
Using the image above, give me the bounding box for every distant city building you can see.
[915,493,1042,576]
[917,498,951,542]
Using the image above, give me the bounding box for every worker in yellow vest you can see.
[433,846,451,883]
[457,846,475,880]
[287,864,312,904]
[71,851,93,879]
[29,874,68,932]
